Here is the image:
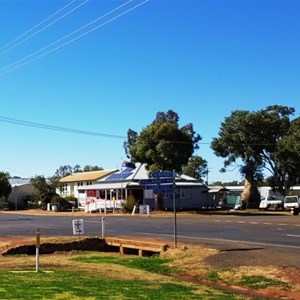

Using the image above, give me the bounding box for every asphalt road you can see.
[1,212,300,251]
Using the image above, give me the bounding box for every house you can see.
[8,178,33,210]
[207,186,229,208]
[78,163,208,212]
[57,169,117,199]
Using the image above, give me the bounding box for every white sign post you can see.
[72,219,84,235]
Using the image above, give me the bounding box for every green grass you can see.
[239,275,290,290]
[73,254,181,276]
[0,270,247,300]
[206,271,221,282]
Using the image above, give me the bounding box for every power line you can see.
[0,0,149,76]
[0,115,126,139]
[0,115,278,146]
[0,0,81,56]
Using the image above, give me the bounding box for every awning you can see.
[78,182,129,191]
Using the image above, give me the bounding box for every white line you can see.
[250,222,259,224]
[263,223,272,225]
[236,221,246,223]
[286,234,300,238]
[138,232,300,250]
[278,223,288,226]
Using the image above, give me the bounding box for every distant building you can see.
[57,169,117,198]
[8,178,33,210]
[78,163,208,212]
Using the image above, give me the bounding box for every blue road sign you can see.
[139,178,173,185]
[143,184,174,191]
[150,171,174,178]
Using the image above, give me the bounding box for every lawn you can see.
[0,251,251,300]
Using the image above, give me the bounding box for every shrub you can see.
[64,195,78,208]
[50,195,73,211]
[122,195,137,213]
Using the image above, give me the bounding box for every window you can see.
[87,190,96,197]
[99,190,105,199]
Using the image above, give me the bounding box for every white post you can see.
[36,228,40,272]
[132,205,136,215]
[101,217,105,238]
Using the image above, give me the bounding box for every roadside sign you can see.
[72,219,84,235]
[139,178,173,185]
[149,171,174,178]
[143,184,174,190]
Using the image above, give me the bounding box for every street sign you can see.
[143,184,174,190]
[72,219,84,235]
[150,171,174,178]
[139,178,173,185]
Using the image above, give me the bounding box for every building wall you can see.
[57,181,95,198]
[144,187,207,210]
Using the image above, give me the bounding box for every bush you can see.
[50,195,73,211]
[64,196,78,208]
[122,196,137,213]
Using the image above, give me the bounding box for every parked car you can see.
[283,195,300,211]
[259,195,283,210]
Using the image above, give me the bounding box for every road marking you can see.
[225,220,233,223]
[236,221,246,223]
[250,222,259,224]
[278,223,288,226]
[139,232,300,250]
[286,234,300,238]
[263,223,272,225]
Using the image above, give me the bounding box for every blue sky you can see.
[0,0,299,183]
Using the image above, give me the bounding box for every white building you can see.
[57,169,117,199]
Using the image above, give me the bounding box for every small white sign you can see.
[139,205,150,215]
[72,219,84,235]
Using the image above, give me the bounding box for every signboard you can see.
[150,171,174,178]
[139,205,150,214]
[139,171,175,192]
[143,184,174,190]
[140,178,173,185]
[72,219,84,235]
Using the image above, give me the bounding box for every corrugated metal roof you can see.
[59,169,117,183]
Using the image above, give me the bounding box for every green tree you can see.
[270,115,300,194]
[83,165,103,172]
[182,155,207,182]
[0,171,12,204]
[30,175,55,208]
[211,105,299,206]
[124,110,201,173]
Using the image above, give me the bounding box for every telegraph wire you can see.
[0,0,80,56]
[0,115,126,139]
[0,115,277,146]
[0,0,149,76]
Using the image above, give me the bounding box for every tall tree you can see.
[30,175,55,207]
[270,115,300,194]
[124,110,202,173]
[0,171,12,201]
[182,155,208,182]
[211,105,299,206]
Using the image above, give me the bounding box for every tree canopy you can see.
[211,105,300,196]
[182,155,208,182]
[124,110,202,173]
[30,175,55,207]
[0,171,11,201]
